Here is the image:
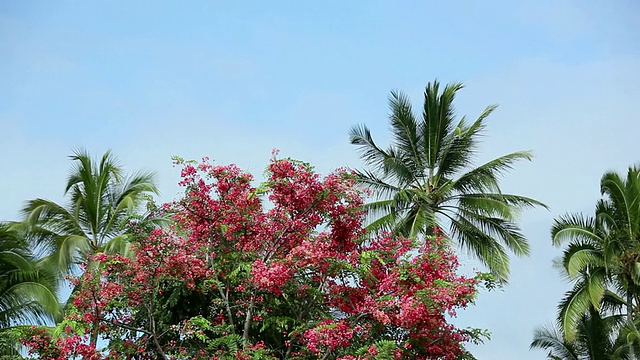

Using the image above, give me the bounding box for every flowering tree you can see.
[22,154,482,359]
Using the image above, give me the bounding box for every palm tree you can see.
[17,149,159,345]
[531,308,625,360]
[597,168,640,321]
[531,324,579,360]
[551,166,640,340]
[349,81,546,281]
[0,224,61,357]
[19,149,159,276]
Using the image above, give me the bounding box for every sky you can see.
[1,1,639,358]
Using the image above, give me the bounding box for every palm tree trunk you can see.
[628,281,634,323]
[90,326,99,346]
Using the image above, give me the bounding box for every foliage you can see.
[530,308,640,360]
[0,224,61,356]
[549,166,640,341]
[349,81,546,282]
[21,154,482,359]
[533,165,640,359]
[18,149,160,277]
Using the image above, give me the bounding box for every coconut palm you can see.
[349,81,546,281]
[531,324,580,360]
[596,167,640,320]
[19,149,159,276]
[551,166,640,340]
[531,309,625,360]
[531,306,640,360]
[0,224,61,357]
[18,150,160,345]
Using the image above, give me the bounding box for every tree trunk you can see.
[90,326,99,347]
[628,281,634,323]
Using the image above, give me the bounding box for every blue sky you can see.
[1,1,639,358]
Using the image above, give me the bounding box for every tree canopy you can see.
[20,155,483,359]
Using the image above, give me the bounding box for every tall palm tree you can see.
[551,166,640,340]
[349,81,546,281]
[19,149,159,276]
[0,224,61,357]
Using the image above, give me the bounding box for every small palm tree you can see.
[18,149,159,346]
[20,149,159,276]
[0,224,61,357]
[349,81,546,281]
[531,324,580,360]
[531,309,624,360]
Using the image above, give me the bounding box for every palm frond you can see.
[436,106,492,179]
[421,81,464,170]
[383,147,420,186]
[530,324,579,360]
[560,242,603,279]
[599,289,626,314]
[551,214,601,247]
[0,327,26,359]
[557,280,594,342]
[612,319,640,360]
[388,89,423,175]
[21,199,84,239]
[352,170,401,200]
[103,234,133,258]
[452,151,533,194]
[575,309,618,359]
[447,213,510,282]
[600,171,633,239]
[453,193,519,220]
[349,124,392,175]
[0,282,62,325]
[454,208,530,258]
